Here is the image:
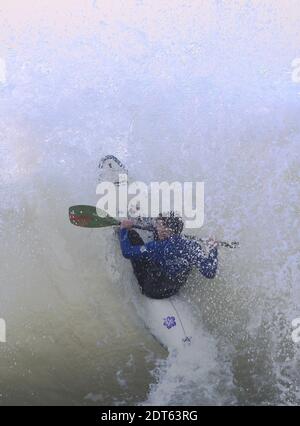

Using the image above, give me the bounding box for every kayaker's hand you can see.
[202,237,218,256]
[120,219,134,229]
[206,237,219,250]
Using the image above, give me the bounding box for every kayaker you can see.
[119,213,218,299]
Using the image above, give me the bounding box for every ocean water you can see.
[0,1,299,405]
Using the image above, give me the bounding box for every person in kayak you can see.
[119,213,218,299]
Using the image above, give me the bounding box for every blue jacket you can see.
[119,229,218,280]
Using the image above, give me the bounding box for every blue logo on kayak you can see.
[163,316,176,329]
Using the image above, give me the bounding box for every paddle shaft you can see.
[120,222,238,249]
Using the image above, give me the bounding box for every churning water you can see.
[0,1,299,405]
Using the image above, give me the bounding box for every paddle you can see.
[69,205,154,231]
[69,205,239,248]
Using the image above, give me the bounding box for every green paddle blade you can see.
[69,205,119,228]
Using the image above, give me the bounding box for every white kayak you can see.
[133,290,195,350]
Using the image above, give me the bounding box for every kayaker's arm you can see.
[188,240,218,279]
[198,247,218,278]
[119,228,157,260]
